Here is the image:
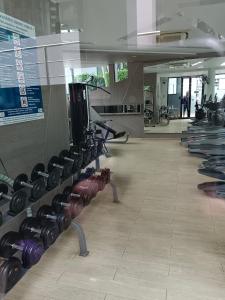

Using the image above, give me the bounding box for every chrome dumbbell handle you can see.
[37,171,49,179]
[45,214,57,221]
[0,192,12,201]
[64,157,74,163]
[11,244,23,252]
[60,202,71,208]
[20,181,33,189]
[52,163,64,170]
[30,227,42,235]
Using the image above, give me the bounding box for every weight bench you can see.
[94,120,129,157]
[94,120,129,143]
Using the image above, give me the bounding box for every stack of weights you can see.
[73,168,111,206]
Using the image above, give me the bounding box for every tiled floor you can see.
[6,139,225,300]
[145,119,190,134]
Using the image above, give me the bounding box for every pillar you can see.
[207,69,216,100]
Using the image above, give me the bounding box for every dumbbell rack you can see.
[0,156,118,298]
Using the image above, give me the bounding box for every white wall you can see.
[137,0,156,45]
[77,0,128,46]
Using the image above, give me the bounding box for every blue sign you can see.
[0,12,44,126]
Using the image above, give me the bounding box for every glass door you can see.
[181,77,191,119]
[167,77,182,119]
[191,77,203,118]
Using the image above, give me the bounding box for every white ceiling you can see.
[55,0,225,66]
[144,57,225,74]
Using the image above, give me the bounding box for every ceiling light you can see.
[137,30,161,37]
[191,61,203,67]
[221,62,225,66]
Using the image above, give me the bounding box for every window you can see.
[215,74,225,101]
[114,62,128,82]
[74,66,110,88]
[168,78,177,95]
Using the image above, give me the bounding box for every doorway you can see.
[167,76,203,119]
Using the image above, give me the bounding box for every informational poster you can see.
[0,12,44,126]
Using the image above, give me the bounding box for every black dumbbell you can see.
[0,257,22,292]
[0,184,27,216]
[31,163,61,191]
[20,217,59,249]
[48,156,72,181]
[69,146,83,170]
[13,173,46,202]
[37,205,71,233]
[59,150,76,174]
[52,192,84,219]
[0,232,44,269]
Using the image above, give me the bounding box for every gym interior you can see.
[0,1,225,300]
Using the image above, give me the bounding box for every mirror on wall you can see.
[144,57,225,134]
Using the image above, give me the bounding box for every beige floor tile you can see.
[105,295,138,300]
[6,138,225,300]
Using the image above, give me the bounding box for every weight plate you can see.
[48,156,61,173]
[47,168,61,191]
[0,257,22,292]
[13,174,29,192]
[59,213,71,231]
[30,177,46,201]
[0,184,8,196]
[39,219,59,249]
[70,201,84,219]
[52,194,66,213]
[20,238,44,269]
[63,186,72,199]
[19,218,40,238]
[31,163,45,182]
[0,232,22,258]
[59,150,71,160]
[37,205,54,219]
[61,162,73,181]
[73,156,83,172]
[9,189,27,215]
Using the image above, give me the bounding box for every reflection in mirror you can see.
[144,56,225,135]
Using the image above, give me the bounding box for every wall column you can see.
[207,69,216,99]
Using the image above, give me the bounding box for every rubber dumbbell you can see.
[0,184,27,216]
[0,232,44,269]
[64,184,89,204]
[90,175,105,191]
[0,257,22,292]
[31,163,61,191]
[13,173,46,202]
[20,217,59,249]
[73,180,96,206]
[69,146,83,170]
[52,193,84,219]
[101,168,111,184]
[59,187,84,216]
[37,205,71,233]
[48,156,72,181]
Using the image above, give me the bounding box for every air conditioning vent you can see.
[157,31,188,43]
